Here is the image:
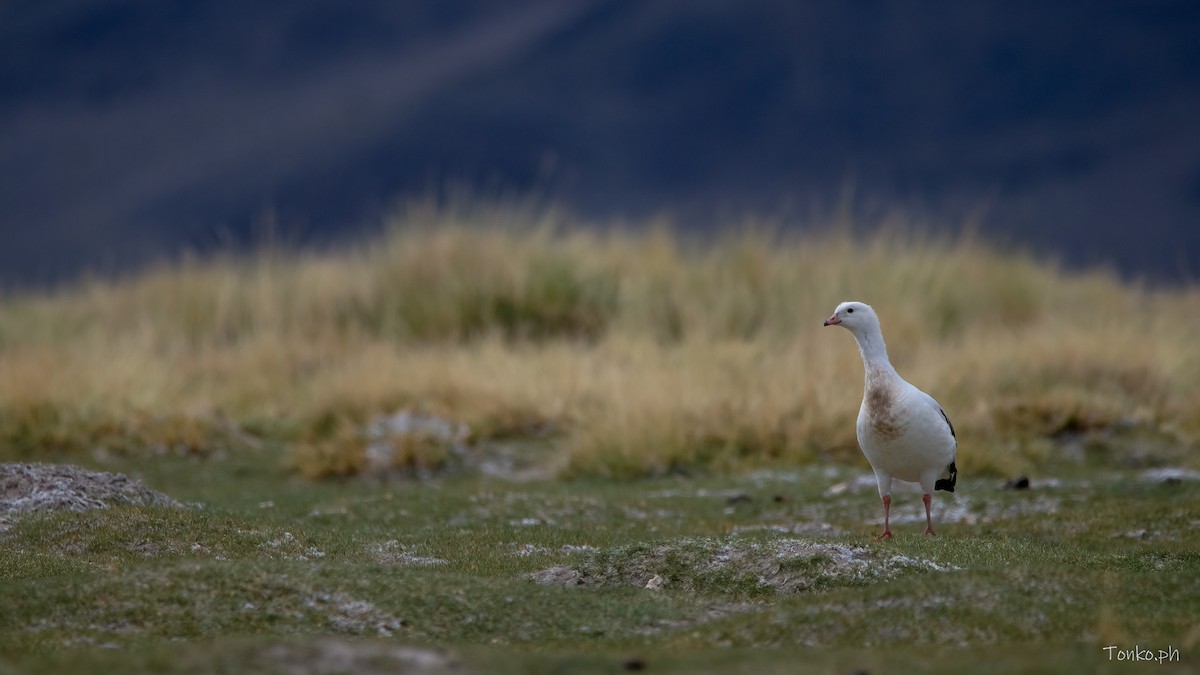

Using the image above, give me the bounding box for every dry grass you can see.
[2,203,1198,478]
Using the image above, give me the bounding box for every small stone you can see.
[1004,476,1030,490]
[644,574,666,590]
[623,656,647,671]
[725,492,752,505]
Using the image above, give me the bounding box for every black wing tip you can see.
[935,461,958,492]
[939,407,956,438]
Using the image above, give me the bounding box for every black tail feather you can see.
[934,461,957,492]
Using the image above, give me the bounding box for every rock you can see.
[623,656,647,671]
[0,463,180,530]
[1004,476,1030,490]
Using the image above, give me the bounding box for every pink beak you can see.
[823,313,841,326]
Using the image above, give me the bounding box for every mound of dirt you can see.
[0,463,180,529]
[530,536,957,594]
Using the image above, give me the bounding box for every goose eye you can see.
[846,307,855,314]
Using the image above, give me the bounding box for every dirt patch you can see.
[530,536,956,594]
[0,462,180,530]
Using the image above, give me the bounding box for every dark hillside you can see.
[2,0,1199,282]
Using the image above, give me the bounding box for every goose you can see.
[824,301,957,538]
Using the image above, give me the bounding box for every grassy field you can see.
[1,453,1197,673]
[1,205,1199,672]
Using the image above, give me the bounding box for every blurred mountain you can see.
[2,0,1199,284]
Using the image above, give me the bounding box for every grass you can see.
[1,451,1197,673]
[1,203,1199,671]
[1,203,1197,480]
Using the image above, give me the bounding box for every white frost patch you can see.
[734,521,844,537]
[261,639,455,675]
[261,532,327,561]
[770,539,960,580]
[824,473,882,496]
[509,517,551,526]
[740,469,811,485]
[370,540,447,566]
[885,554,960,573]
[530,536,956,592]
[303,592,408,637]
[645,489,685,498]
[1141,467,1200,482]
[513,543,596,557]
[826,473,930,497]
[515,543,550,556]
[865,493,1062,527]
[307,505,349,518]
[560,544,597,554]
[647,488,761,499]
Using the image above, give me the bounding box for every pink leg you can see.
[875,495,893,540]
[923,493,936,536]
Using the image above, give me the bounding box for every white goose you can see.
[824,301,957,538]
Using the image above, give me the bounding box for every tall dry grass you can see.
[1,203,1197,478]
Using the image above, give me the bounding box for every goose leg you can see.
[923,493,936,536]
[876,494,893,540]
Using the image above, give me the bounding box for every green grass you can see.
[2,205,1199,672]
[1,449,1197,673]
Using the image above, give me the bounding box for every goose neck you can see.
[853,327,894,374]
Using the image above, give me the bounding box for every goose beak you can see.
[823,313,841,326]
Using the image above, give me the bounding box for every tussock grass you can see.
[1,203,1197,477]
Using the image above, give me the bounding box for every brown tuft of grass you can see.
[2,203,1198,478]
